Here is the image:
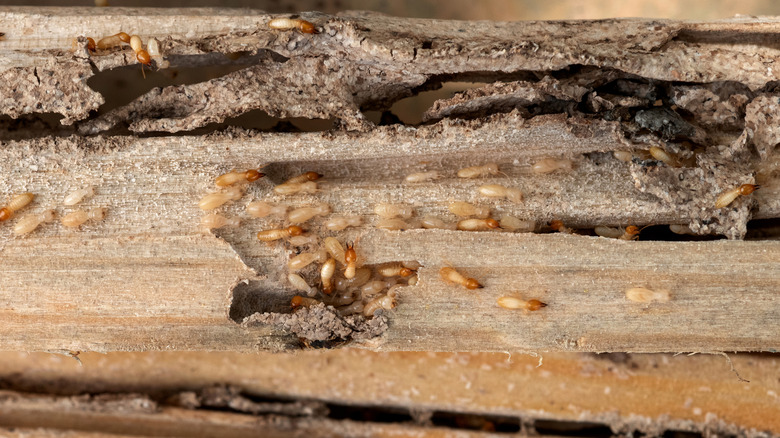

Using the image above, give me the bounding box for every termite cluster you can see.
[0,187,107,236]
[74,31,167,73]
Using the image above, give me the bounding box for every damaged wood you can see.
[0,7,777,354]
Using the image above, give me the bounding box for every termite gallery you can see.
[215,169,264,187]
[0,192,35,222]
[267,17,318,34]
[256,225,304,242]
[496,296,547,311]
[715,183,759,209]
[440,267,483,289]
[456,218,501,231]
[198,187,243,210]
[14,209,55,235]
[458,163,501,179]
[62,208,107,228]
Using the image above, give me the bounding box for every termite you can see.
[273,181,318,195]
[63,187,95,206]
[715,184,759,209]
[256,225,304,241]
[361,280,388,296]
[198,187,243,210]
[287,250,327,271]
[376,218,410,231]
[363,294,396,317]
[457,163,500,178]
[283,171,322,185]
[669,224,696,235]
[344,242,357,279]
[246,201,287,218]
[291,295,320,310]
[323,237,346,264]
[532,158,573,174]
[499,215,535,232]
[0,192,35,222]
[477,184,523,203]
[129,35,151,67]
[96,32,130,50]
[625,287,671,303]
[497,296,547,311]
[322,215,362,231]
[374,203,414,219]
[62,208,107,228]
[288,235,319,247]
[440,267,483,289]
[287,204,331,224]
[268,17,318,34]
[378,263,415,278]
[215,169,264,187]
[146,37,168,68]
[14,209,55,235]
[288,274,314,296]
[613,151,634,162]
[456,218,501,231]
[420,215,452,230]
[448,201,490,218]
[550,220,574,234]
[407,274,418,286]
[405,171,441,183]
[648,146,678,166]
[334,267,371,291]
[338,301,364,316]
[594,225,640,240]
[321,258,336,294]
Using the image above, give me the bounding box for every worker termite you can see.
[457,163,501,179]
[405,171,441,183]
[363,294,397,317]
[322,215,362,231]
[648,146,678,166]
[715,184,759,209]
[268,17,318,34]
[594,225,640,240]
[61,208,107,228]
[63,187,95,206]
[283,171,322,185]
[613,151,634,162]
[376,218,410,231]
[256,225,304,241]
[440,267,483,289]
[361,280,388,296]
[378,263,415,278]
[321,258,336,294]
[96,32,130,50]
[456,218,501,231]
[477,184,523,203]
[338,301,364,316]
[198,187,243,210]
[0,192,35,222]
[374,203,414,219]
[246,201,287,218]
[287,250,327,271]
[146,38,169,68]
[215,169,264,187]
[288,274,315,296]
[499,215,535,232]
[497,296,547,311]
[287,204,331,224]
[291,295,320,310]
[273,181,318,196]
[14,209,55,235]
[625,287,671,303]
[288,234,319,247]
[344,242,358,279]
[420,215,453,230]
[669,224,696,235]
[532,158,573,174]
[448,201,490,218]
[323,237,346,264]
[128,34,152,67]
[334,267,371,291]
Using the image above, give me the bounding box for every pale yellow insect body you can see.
[363,294,396,317]
[334,267,371,291]
[420,215,452,230]
[283,171,322,185]
[7,193,35,212]
[62,208,107,228]
[323,237,346,264]
[198,187,243,210]
[321,258,336,294]
[715,184,759,209]
[496,296,547,311]
[613,151,634,162]
[375,218,410,231]
[532,158,573,174]
[499,215,535,232]
[274,181,317,196]
[338,301,364,316]
[374,203,414,219]
[287,204,331,224]
[377,263,414,278]
[439,267,482,289]
[246,201,287,218]
[14,209,55,235]
[288,250,327,271]
[405,171,441,183]
[448,201,490,218]
[288,274,314,296]
[456,218,501,231]
[322,216,362,231]
[625,287,671,303]
[648,146,677,166]
[594,226,623,239]
[457,163,500,178]
[477,184,523,203]
[64,187,95,206]
[361,280,388,296]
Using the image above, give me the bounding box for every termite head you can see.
[246,169,265,182]
[297,20,318,34]
[117,32,131,43]
[136,49,152,66]
[304,171,323,181]
[288,225,304,237]
[526,299,547,311]
[624,225,640,239]
[291,295,304,309]
[86,37,96,52]
[465,278,483,290]
[399,267,414,277]
[485,218,501,229]
[739,184,759,195]
[550,220,563,231]
[345,242,357,263]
